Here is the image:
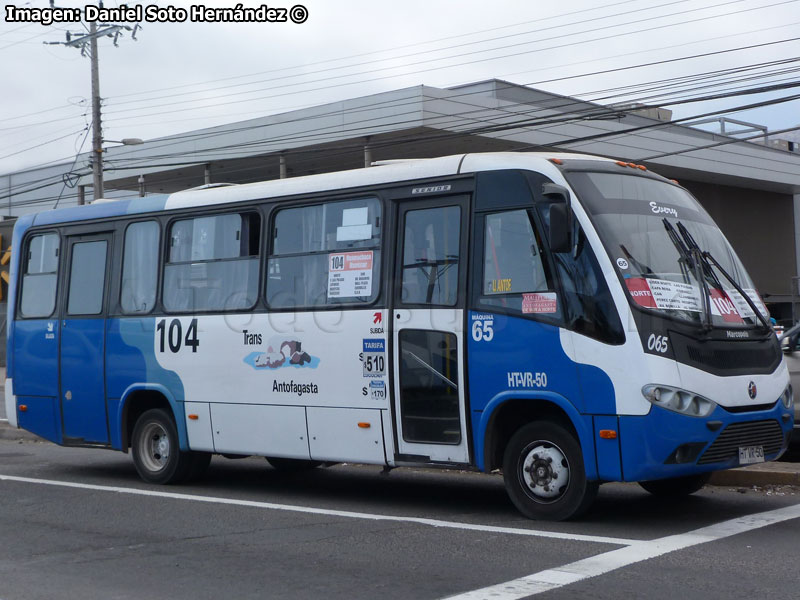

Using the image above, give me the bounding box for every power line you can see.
[4,6,799,197]
[105,0,666,103]
[99,68,800,172]
[106,0,699,111]
[103,0,783,121]
[94,35,800,167]
[90,82,800,181]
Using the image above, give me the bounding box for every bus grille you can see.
[697,420,785,465]
[685,344,777,371]
[669,332,780,377]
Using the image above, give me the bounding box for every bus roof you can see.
[28,152,614,227]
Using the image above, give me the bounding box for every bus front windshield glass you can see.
[566,171,767,328]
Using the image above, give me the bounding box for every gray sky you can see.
[1,0,799,175]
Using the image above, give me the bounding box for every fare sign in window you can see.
[328,251,374,298]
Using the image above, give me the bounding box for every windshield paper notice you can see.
[725,288,768,319]
[625,277,760,322]
[626,277,702,312]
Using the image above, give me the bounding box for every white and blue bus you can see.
[5,152,793,520]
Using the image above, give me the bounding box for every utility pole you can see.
[89,20,103,199]
[45,2,140,201]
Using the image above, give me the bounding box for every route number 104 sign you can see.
[328,251,373,298]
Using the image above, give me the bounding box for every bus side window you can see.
[121,221,159,314]
[19,233,59,318]
[478,209,560,319]
[537,203,625,345]
[266,198,381,309]
[163,212,260,313]
[401,206,460,306]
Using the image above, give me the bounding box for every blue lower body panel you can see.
[619,403,792,482]
[17,396,61,444]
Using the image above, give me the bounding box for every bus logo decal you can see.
[244,340,319,370]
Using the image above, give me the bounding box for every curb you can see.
[708,467,800,488]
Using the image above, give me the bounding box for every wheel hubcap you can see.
[521,442,569,501]
[139,422,170,473]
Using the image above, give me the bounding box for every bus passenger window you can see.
[121,221,159,314]
[267,198,381,309]
[163,212,260,312]
[401,206,460,306]
[20,233,59,318]
[478,210,559,318]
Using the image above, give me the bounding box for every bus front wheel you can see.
[131,408,204,484]
[502,421,597,521]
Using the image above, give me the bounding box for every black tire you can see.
[265,457,323,471]
[639,472,711,496]
[131,408,196,484]
[502,421,598,521]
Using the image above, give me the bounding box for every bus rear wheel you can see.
[639,473,711,496]
[132,408,202,484]
[502,421,597,521]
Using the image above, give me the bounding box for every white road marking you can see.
[444,502,800,599]
[0,474,636,546]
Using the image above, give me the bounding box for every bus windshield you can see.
[566,171,767,328]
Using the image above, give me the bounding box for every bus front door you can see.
[59,233,112,444]
[391,197,470,464]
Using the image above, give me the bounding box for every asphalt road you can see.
[1,440,800,600]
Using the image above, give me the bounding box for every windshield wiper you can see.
[663,219,712,330]
[675,221,770,330]
[676,222,723,291]
[662,219,695,284]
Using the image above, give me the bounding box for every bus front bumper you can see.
[617,402,793,482]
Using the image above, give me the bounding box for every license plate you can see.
[738,445,765,465]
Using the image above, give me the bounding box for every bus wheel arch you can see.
[121,389,173,453]
[484,398,579,473]
[121,389,211,484]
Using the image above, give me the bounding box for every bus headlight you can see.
[780,384,793,409]
[642,385,717,417]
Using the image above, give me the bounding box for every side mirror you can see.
[542,183,572,253]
